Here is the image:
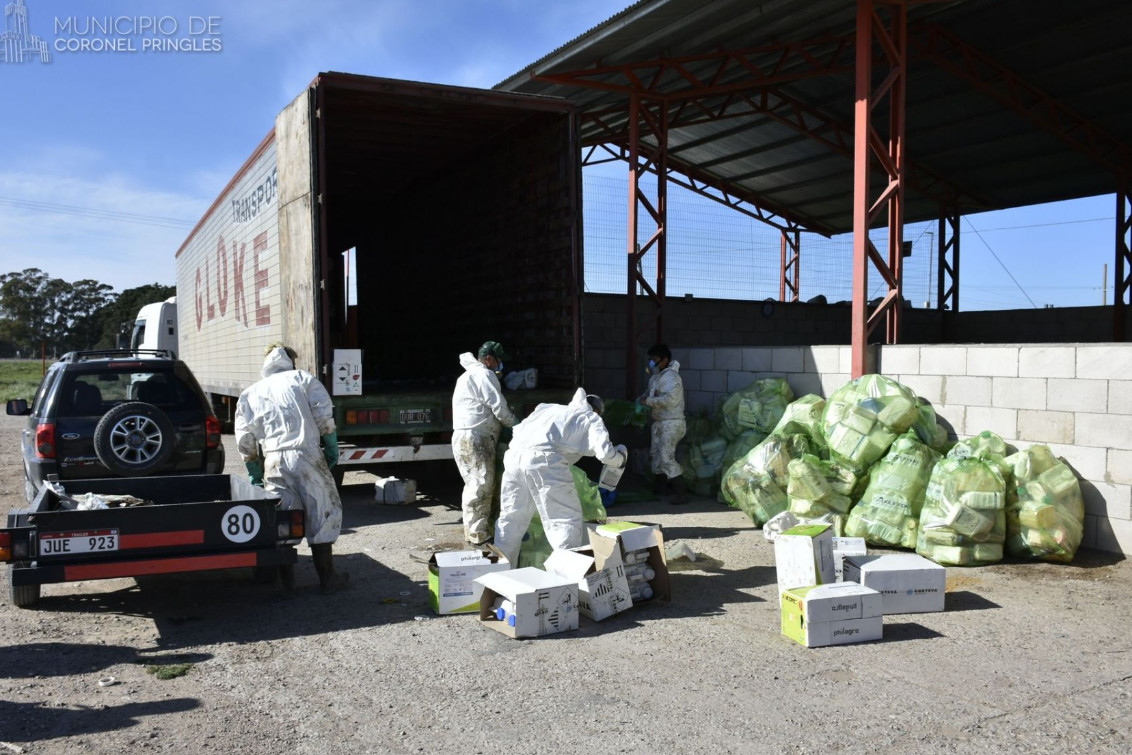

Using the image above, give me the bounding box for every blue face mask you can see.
[494,361,504,374]
[646,359,657,375]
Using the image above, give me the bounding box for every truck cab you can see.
[130,297,178,356]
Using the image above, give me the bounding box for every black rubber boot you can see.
[651,475,669,496]
[311,543,349,595]
[669,476,688,505]
[279,564,297,600]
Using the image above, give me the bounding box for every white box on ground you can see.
[831,536,867,582]
[375,476,417,505]
[843,553,946,614]
[587,521,670,602]
[475,568,580,638]
[544,546,632,621]
[782,582,884,623]
[427,548,509,615]
[774,523,835,595]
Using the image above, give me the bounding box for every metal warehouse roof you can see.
[496,0,1132,237]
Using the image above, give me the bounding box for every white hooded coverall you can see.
[644,360,686,479]
[494,388,625,566]
[235,347,343,545]
[451,352,517,544]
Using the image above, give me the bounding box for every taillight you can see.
[290,510,304,539]
[35,423,55,459]
[345,410,357,425]
[377,409,389,424]
[205,415,222,449]
[0,532,11,562]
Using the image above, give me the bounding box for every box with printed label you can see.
[427,547,509,615]
[475,567,580,639]
[831,536,867,582]
[782,582,884,623]
[843,553,946,614]
[781,583,884,647]
[587,521,670,602]
[774,523,835,595]
[544,546,632,621]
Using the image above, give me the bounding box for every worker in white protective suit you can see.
[494,388,627,567]
[640,342,687,504]
[451,340,518,545]
[235,344,348,596]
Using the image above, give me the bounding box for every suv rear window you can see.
[57,370,199,418]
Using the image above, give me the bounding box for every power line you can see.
[964,218,1039,309]
[0,195,195,230]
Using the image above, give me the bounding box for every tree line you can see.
[0,268,174,358]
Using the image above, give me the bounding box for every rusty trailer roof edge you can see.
[314,71,576,113]
[174,127,275,260]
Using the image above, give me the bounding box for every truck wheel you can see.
[332,466,346,488]
[93,402,177,476]
[10,573,40,608]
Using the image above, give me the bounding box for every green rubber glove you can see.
[245,459,264,487]
[321,432,339,468]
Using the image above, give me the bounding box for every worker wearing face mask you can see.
[451,340,518,545]
[639,343,687,504]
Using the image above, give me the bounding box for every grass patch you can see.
[0,359,46,403]
[144,662,194,680]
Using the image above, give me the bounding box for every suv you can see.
[6,349,225,502]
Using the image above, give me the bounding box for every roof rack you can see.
[58,349,177,363]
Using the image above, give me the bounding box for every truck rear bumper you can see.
[338,444,453,465]
[10,546,298,586]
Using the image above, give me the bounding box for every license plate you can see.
[39,529,119,556]
[399,409,432,424]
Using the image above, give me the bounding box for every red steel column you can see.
[656,104,669,343]
[780,230,800,302]
[626,94,640,390]
[885,4,907,345]
[850,0,874,378]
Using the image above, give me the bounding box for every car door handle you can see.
[177,423,202,432]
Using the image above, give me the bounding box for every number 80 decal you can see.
[221,505,261,543]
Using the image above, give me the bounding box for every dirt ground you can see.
[1,413,1131,754]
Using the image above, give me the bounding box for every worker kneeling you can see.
[494,388,627,566]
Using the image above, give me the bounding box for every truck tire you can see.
[93,402,177,477]
[9,570,40,608]
[332,466,346,488]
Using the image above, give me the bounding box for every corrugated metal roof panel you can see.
[497,0,1132,235]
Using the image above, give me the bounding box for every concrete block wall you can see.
[585,341,1132,557]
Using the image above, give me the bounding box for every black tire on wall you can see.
[93,402,177,476]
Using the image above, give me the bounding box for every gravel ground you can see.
[1,412,1130,754]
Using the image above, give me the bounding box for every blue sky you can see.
[0,0,1117,310]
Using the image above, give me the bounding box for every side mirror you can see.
[6,398,30,416]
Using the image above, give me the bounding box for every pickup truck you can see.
[1,473,304,607]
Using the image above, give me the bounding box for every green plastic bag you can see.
[720,433,812,526]
[845,431,941,549]
[916,456,1006,566]
[821,374,920,469]
[1004,445,1084,563]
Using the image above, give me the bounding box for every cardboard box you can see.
[588,521,670,602]
[782,581,884,623]
[427,547,509,615]
[831,536,867,582]
[544,546,632,621]
[475,568,579,638]
[843,553,946,614]
[375,476,417,505]
[774,523,835,595]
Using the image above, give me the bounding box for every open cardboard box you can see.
[587,521,670,603]
[475,567,579,639]
[427,545,510,615]
[544,546,632,621]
